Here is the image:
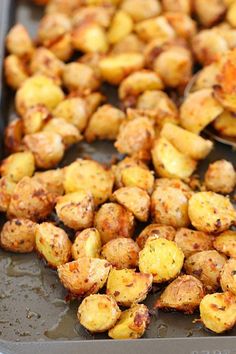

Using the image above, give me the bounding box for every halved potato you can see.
[71,228,101,259]
[220,259,236,295]
[213,230,236,258]
[136,224,176,249]
[204,159,236,194]
[0,151,35,183]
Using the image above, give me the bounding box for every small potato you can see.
[99,53,144,85]
[38,13,71,46]
[121,0,161,22]
[106,268,153,306]
[7,176,54,221]
[200,292,236,333]
[4,55,28,90]
[23,132,65,169]
[0,177,16,212]
[57,257,111,296]
[120,166,154,194]
[55,191,94,230]
[227,2,236,27]
[35,222,72,268]
[43,118,82,147]
[72,22,108,53]
[62,63,100,93]
[162,0,192,14]
[72,6,114,28]
[111,187,150,222]
[113,157,148,189]
[0,151,35,183]
[155,275,205,314]
[72,228,101,259]
[6,24,34,58]
[108,304,150,339]
[213,230,236,258]
[139,237,184,283]
[111,34,145,54]
[180,89,224,134]
[101,238,140,269]
[33,169,64,197]
[151,138,197,179]
[174,228,214,258]
[192,63,220,91]
[160,123,213,160]
[184,250,227,292]
[188,192,236,233]
[194,0,226,27]
[85,104,125,142]
[204,160,236,194]
[23,105,51,135]
[4,119,24,153]
[136,224,176,249]
[0,219,36,253]
[108,10,133,44]
[213,110,236,137]
[78,294,121,333]
[16,75,64,117]
[94,202,135,244]
[220,259,236,295]
[135,16,176,42]
[164,12,196,39]
[154,178,193,198]
[63,159,114,205]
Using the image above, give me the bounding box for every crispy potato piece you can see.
[227,2,236,27]
[46,0,81,15]
[135,16,176,42]
[180,89,224,134]
[0,177,16,213]
[108,10,133,44]
[120,166,154,194]
[108,304,150,339]
[113,157,148,189]
[38,13,71,46]
[0,219,36,253]
[24,132,65,169]
[174,228,213,258]
[192,63,220,91]
[4,119,24,153]
[162,0,192,14]
[85,92,105,116]
[7,176,54,221]
[4,55,28,90]
[220,259,236,295]
[151,137,197,179]
[161,123,213,160]
[154,178,193,198]
[78,294,121,333]
[188,192,236,233]
[72,6,114,28]
[6,24,34,58]
[72,228,101,259]
[101,238,140,269]
[0,151,35,183]
[35,222,71,268]
[32,169,64,197]
[139,237,184,283]
[184,250,227,292]
[94,202,135,244]
[204,160,236,194]
[62,63,100,93]
[48,32,73,62]
[106,268,153,306]
[43,118,82,147]
[72,22,108,53]
[63,159,114,205]
[56,191,94,230]
[23,105,51,135]
[213,230,236,258]
[121,0,161,22]
[111,187,150,222]
[136,224,176,249]
[194,0,226,27]
[57,257,111,296]
[164,12,196,39]
[213,110,236,137]
[111,34,145,54]
[200,292,236,333]
[155,275,205,314]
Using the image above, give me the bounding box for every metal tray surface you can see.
[0,1,236,353]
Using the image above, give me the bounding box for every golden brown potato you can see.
[192,63,220,91]
[188,192,236,233]
[72,6,114,29]
[72,228,101,260]
[46,0,81,15]
[35,222,71,268]
[23,132,65,169]
[7,176,54,221]
[57,257,111,296]
[6,24,34,58]
[111,187,150,222]
[213,230,236,258]
[108,10,133,44]
[32,169,64,197]
[78,294,121,333]
[101,238,140,269]
[121,0,161,22]
[85,104,125,142]
[111,34,145,54]
[214,23,236,49]
[23,105,51,135]
[63,159,114,205]
[162,0,192,14]
[174,228,214,258]
[38,13,71,46]
[136,224,176,249]
[204,160,236,194]
[213,110,236,137]
[120,166,154,195]
[16,75,65,117]
[48,32,73,62]
[0,151,35,183]
[106,268,153,306]
[194,0,226,27]
[227,2,236,27]
[184,250,227,292]
[113,157,148,189]
[0,177,16,213]
[55,191,94,230]
[200,291,236,333]
[108,304,150,339]
[154,178,193,198]
[180,89,224,134]
[160,123,213,160]
[151,138,197,179]
[164,12,196,39]
[4,55,28,90]
[43,118,82,147]
[135,16,176,42]
[85,92,105,116]
[220,259,236,295]
[139,237,184,283]
[62,63,100,93]
[0,219,36,253]
[94,202,135,244]
[72,22,108,53]
[155,275,205,314]
[4,119,24,153]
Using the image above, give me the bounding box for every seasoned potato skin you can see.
[0,177,16,212]
[220,258,236,295]
[0,151,35,183]
[213,230,236,258]
[72,228,101,259]
[4,55,28,90]
[204,160,236,194]
[154,178,193,198]
[136,224,176,249]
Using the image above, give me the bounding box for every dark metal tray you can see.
[0,1,236,353]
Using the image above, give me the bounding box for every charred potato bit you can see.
[72,228,101,260]
[121,0,161,22]
[32,169,64,197]
[136,224,176,249]
[4,55,29,90]
[204,160,236,194]
[0,177,16,212]
[43,118,82,147]
[220,258,236,295]
[108,10,133,45]
[6,24,34,58]
[23,105,51,135]
[213,230,236,258]
[0,151,35,183]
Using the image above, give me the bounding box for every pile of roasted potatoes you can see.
[1,0,236,339]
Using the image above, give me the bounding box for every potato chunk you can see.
[213,230,236,258]
[43,118,82,147]
[0,177,16,212]
[113,157,148,188]
[162,0,191,14]
[72,22,108,54]
[108,10,133,44]
[164,12,196,39]
[0,151,35,183]
[120,166,154,195]
[106,268,153,307]
[57,258,111,296]
[213,110,236,137]
[78,294,121,333]
[136,224,176,249]
[4,119,24,153]
[4,55,28,90]
[6,24,34,58]
[139,237,184,283]
[220,259,236,295]
[32,169,64,197]
[71,228,101,259]
[155,275,205,314]
[204,160,236,194]
[188,192,236,233]
[38,12,71,46]
[23,105,51,135]
[62,63,100,93]
[135,16,176,42]
[194,0,226,27]
[121,0,161,22]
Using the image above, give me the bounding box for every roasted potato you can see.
[6,24,34,58]
[220,258,236,295]
[113,157,148,189]
[192,63,220,91]
[23,105,51,135]
[194,0,226,27]
[164,12,196,39]
[110,34,145,54]
[139,237,184,283]
[227,2,236,27]
[162,0,192,14]
[72,228,101,260]
[136,224,176,249]
[213,230,236,258]
[78,294,121,333]
[154,178,193,198]
[43,118,82,147]
[135,16,176,42]
[120,166,154,195]
[4,119,24,153]
[213,110,236,137]
[106,268,153,306]
[72,6,114,29]
[0,219,36,253]
[94,202,135,244]
[62,63,100,93]
[204,160,236,194]
[72,22,108,54]
[38,12,71,46]
[121,0,161,22]
[35,222,71,268]
[48,32,73,62]
[57,257,111,296]
[85,92,105,116]
[32,169,64,197]
[55,191,94,230]
[108,10,133,45]
[0,151,35,183]
[188,192,236,233]
[0,177,16,213]
[4,55,28,90]
[155,275,205,314]
[184,250,227,292]
[46,0,81,15]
